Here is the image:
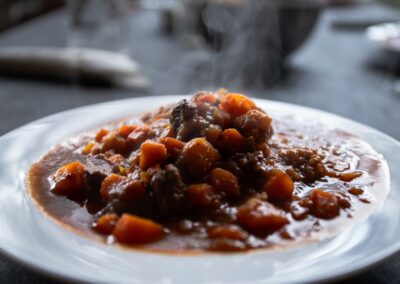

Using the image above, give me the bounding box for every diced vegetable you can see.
[309,189,340,219]
[118,179,146,202]
[113,214,164,244]
[208,238,247,252]
[100,174,125,200]
[203,125,223,147]
[159,137,185,154]
[95,128,109,142]
[234,109,273,143]
[82,143,94,155]
[194,92,218,105]
[263,170,294,202]
[220,93,256,118]
[139,140,167,169]
[187,183,217,207]
[209,168,240,196]
[93,214,119,235]
[208,225,248,240]
[337,171,363,182]
[220,128,245,153]
[118,125,138,138]
[212,108,231,129]
[100,174,145,203]
[49,161,85,196]
[127,126,151,148]
[348,187,364,196]
[237,198,289,234]
[179,138,220,179]
[101,133,129,154]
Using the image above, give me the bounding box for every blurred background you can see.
[0,0,400,283]
[0,0,399,136]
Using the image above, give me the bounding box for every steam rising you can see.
[202,0,282,88]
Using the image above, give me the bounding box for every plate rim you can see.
[0,95,399,284]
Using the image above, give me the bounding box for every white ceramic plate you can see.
[0,96,399,284]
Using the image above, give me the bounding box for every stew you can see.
[28,90,389,252]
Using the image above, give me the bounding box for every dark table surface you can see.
[0,2,399,284]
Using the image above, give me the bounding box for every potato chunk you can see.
[139,140,167,170]
[49,161,85,196]
[237,198,289,234]
[113,214,164,244]
[263,170,294,202]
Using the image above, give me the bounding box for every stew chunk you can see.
[237,198,289,235]
[178,138,220,180]
[113,214,164,244]
[309,189,340,219]
[49,161,85,196]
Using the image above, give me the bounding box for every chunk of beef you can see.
[150,164,187,220]
[170,99,209,141]
[84,156,113,194]
[234,109,273,144]
[171,100,197,127]
[278,148,326,183]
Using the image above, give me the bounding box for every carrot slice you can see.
[82,143,94,155]
[187,183,216,207]
[237,198,289,234]
[220,93,256,118]
[118,125,138,138]
[159,137,185,154]
[95,128,109,142]
[208,225,248,241]
[93,214,119,235]
[113,214,164,244]
[139,140,167,169]
[100,174,125,200]
[194,92,218,105]
[310,189,340,219]
[263,170,294,202]
[209,168,240,196]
